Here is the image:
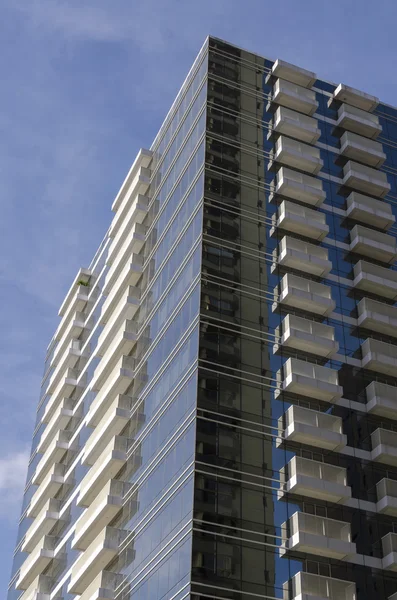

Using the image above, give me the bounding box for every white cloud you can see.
[0,450,30,520]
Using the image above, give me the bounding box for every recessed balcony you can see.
[279,456,351,502]
[274,273,335,316]
[382,532,397,571]
[346,191,395,231]
[271,106,321,144]
[366,380,397,419]
[111,147,152,213]
[333,83,379,112]
[371,428,397,466]
[103,253,144,298]
[272,200,329,241]
[271,167,326,207]
[58,268,90,317]
[32,430,71,486]
[37,398,74,454]
[336,104,382,139]
[358,297,397,338]
[361,338,397,376]
[276,357,343,402]
[78,570,120,600]
[343,160,391,198]
[68,527,125,594]
[269,79,318,115]
[349,224,397,264]
[271,136,323,174]
[16,535,57,590]
[281,511,356,559]
[277,405,346,451]
[22,499,62,553]
[272,236,331,277]
[83,395,131,465]
[27,464,65,519]
[42,367,81,424]
[72,480,125,550]
[266,59,317,88]
[107,197,149,265]
[353,260,397,300]
[376,478,397,516]
[274,314,338,358]
[19,574,53,600]
[340,131,386,168]
[77,436,128,507]
[282,571,356,600]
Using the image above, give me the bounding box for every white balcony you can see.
[277,405,346,451]
[78,570,120,600]
[346,191,395,231]
[333,83,379,112]
[267,59,316,88]
[58,268,90,317]
[336,104,382,139]
[271,167,326,207]
[353,260,397,300]
[361,338,397,376]
[377,478,397,516]
[19,574,53,600]
[343,160,391,198]
[103,253,143,299]
[358,297,397,338]
[27,464,65,519]
[382,532,397,571]
[270,79,318,115]
[110,168,150,236]
[279,456,351,502]
[51,313,85,368]
[46,340,81,395]
[274,314,338,358]
[276,357,343,402]
[42,367,81,424]
[83,395,131,465]
[271,136,323,174]
[37,398,74,454]
[77,436,128,507]
[100,284,140,329]
[111,148,152,213]
[68,527,124,594]
[366,380,397,419]
[274,273,335,316]
[105,222,146,283]
[371,428,397,466]
[340,131,386,168]
[90,354,135,403]
[33,431,71,486]
[107,196,149,265]
[72,480,125,550]
[22,499,61,553]
[272,236,331,277]
[91,323,137,391]
[282,571,356,600]
[54,285,88,343]
[281,511,356,559]
[16,535,57,590]
[271,106,321,144]
[349,224,397,264]
[272,200,329,241]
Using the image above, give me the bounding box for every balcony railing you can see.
[18,574,53,600]
[271,106,320,144]
[270,79,318,115]
[271,136,323,174]
[78,570,121,600]
[358,298,397,338]
[266,58,317,88]
[361,338,397,376]
[276,357,343,402]
[37,397,74,454]
[279,455,351,502]
[336,104,382,139]
[376,478,397,516]
[272,200,329,241]
[333,83,379,112]
[342,160,391,198]
[272,236,331,277]
[349,224,396,264]
[32,430,72,486]
[282,571,356,600]
[382,532,397,571]
[366,380,397,419]
[27,464,65,519]
[274,314,338,358]
[16,535,58,590]
[281,511,356,559]
[346,191,395,231]
[340,130,386,168]
[274,272,335,316]
[371,428,397,466]
[277,404,346,451]
[271,166,326,207]
[353,260,397,300]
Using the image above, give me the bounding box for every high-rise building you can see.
[8,34,397,600]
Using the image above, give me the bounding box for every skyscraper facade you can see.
[8,35,397,600]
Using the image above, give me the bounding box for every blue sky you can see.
[2,0,397,591]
